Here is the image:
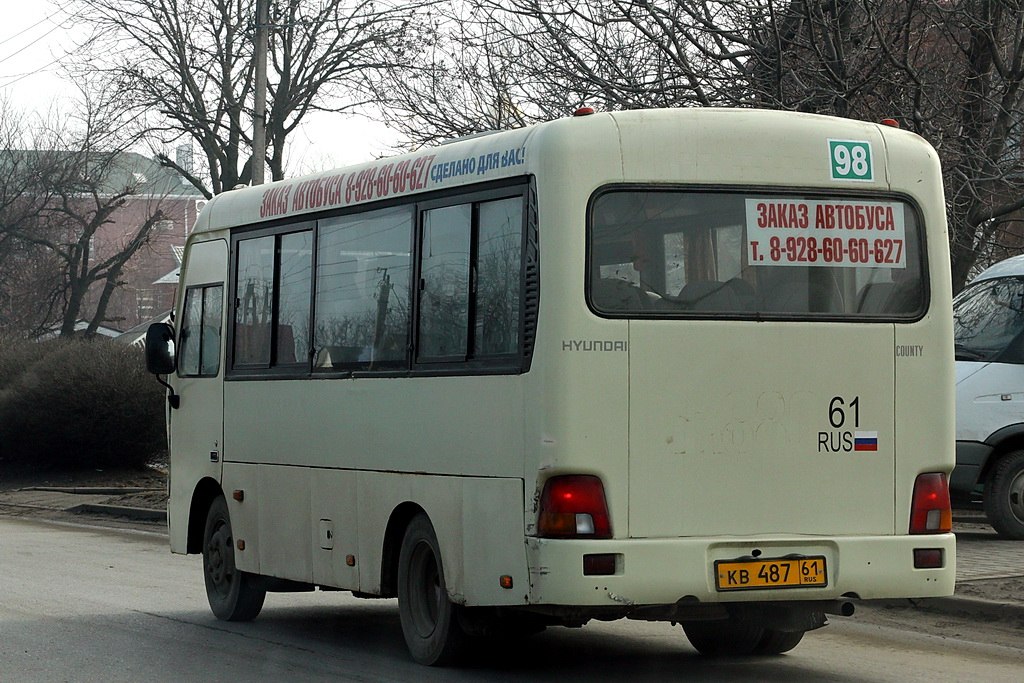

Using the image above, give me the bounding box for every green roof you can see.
[0,149,204,197]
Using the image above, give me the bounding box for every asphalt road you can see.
[1,517,1022,682]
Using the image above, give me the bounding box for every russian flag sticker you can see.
[854,431,879,452]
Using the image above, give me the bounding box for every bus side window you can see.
[314,206,413,369]
[234,236,274,366]
[417,195,525,363]
[474,197,523,356]
[419,204,471,361]
[180,284,223,377]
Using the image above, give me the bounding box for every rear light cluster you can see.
[910,473,952,534]
[537,475,612,539]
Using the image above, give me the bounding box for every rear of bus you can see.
[525,109,955,652]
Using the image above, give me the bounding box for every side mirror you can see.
[145,322,176,375]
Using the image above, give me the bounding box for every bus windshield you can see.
[589,189,925,319]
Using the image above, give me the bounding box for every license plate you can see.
[715,556,828,591]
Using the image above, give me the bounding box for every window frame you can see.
[228,220,315,377]
[312,204,416,374]
[225,177,536,380]
[413,186,530,371]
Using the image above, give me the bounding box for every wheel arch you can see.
[378,502,427,598]
[983,424,1024,484]
[187,477,224,554]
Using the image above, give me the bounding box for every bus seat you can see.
[856,279,920,314]
[760,273,843,313]
[676,280,741,311]
[856,282,896,313]
[885,279,922,314]
[724,278,757,310]
[593,278,648,311]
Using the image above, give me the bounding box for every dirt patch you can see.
[955,576,1024,603]
[0,464,167,510]
[103,488,167,510]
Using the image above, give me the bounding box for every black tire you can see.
[682,618,765,656]
[397,513,467,666]
[984,450,1024,540]
[203,495,266,621]
[754,628,806,655]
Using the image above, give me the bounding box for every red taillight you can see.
[537,475,612,539]
[910,473,952,534]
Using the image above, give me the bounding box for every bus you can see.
[145,107,956,665]
[952,254,1024,539]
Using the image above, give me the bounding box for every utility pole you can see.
[252,0,269,185]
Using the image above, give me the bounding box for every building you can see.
[1,149,206,335]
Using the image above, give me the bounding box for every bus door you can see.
[168,239,228,550]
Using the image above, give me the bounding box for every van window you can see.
[954,276,1024,363]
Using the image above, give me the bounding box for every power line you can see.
[0,27,63,70]
[0,10,62,48]
[0,53,64,89]
[0,5,85,88]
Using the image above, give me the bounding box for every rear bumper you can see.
[525,534,956,608]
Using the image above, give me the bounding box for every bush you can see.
[0,338,166,472]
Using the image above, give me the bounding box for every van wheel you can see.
[984,450,1024,539]
[203,495,266,621]
[397,513,467,666]
[682,618,765,656]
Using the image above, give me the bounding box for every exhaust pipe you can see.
[824,600,855,617]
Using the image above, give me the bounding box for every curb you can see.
[24,487,161,495]
[68,503,167,523]
[870,595,1024,622]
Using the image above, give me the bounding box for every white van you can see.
[953,254,1024,538]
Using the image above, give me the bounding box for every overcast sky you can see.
[0,1,398,175]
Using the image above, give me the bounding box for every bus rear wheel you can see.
[682,618,765,656]
[203,495,266,621]
[754,627,806,654]
[984,450,1024,540]
[397,513,467,666]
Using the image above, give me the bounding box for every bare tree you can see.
[365,6,538,145]
[372,0,1024,290]
[0,96,169,338]
[68,0,427,197]
[0,101,66,336]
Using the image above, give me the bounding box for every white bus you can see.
[146,107,956,665]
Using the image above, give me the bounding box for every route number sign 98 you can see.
[830,140,873,182]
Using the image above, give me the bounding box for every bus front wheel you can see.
[985,450,1024,539]
[202,495,266,621]
[397,513,467,666]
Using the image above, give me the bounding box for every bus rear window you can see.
[588,189,925,319]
